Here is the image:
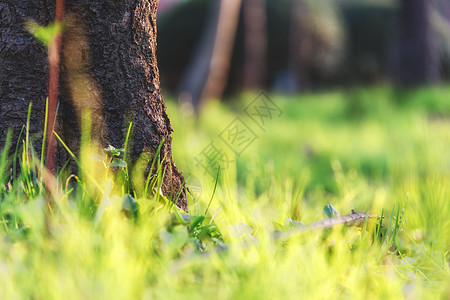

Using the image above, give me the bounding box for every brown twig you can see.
[274,210,382,240]
[43,0,65,236]
[46,0,65,173]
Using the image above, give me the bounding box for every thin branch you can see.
[274,210,382,240]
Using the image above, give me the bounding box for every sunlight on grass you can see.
[0,87,449,298]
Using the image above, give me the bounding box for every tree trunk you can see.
[392,0,439,85]
[434,0,450,22]
[177,0,242,113]
[288,0,309,92]
[177,0,221,113]
[0,0,187,211]
[201,0,242,104]
[242,0,267,90]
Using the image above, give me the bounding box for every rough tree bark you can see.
[0,0,187,211]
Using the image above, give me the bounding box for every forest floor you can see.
[0,86,449,298]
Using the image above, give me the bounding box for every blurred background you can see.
[154,0,449,216]
[157,0,450,112]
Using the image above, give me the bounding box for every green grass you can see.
[0,86,449,299]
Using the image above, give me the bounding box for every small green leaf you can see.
[25,20,62,47]
[323,204,340,219]
[284,217,305,229]
[104,145,124,156]
[121,194,139,218]
[109,158,127,168]
[189,216,205,232]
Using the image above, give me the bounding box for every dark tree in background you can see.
[288,0,309,92]
[392,0,440,85]
[433,0,450,79]
[177,0,241,113]
[242,0,267,90]
[177,0,221,113]
[198,0,242,108]
[0,0,187,211]
[287,0,345,91]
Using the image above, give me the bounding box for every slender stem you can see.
[46,0,65,173]
[44,0,65,237]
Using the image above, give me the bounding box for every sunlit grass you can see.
[0,86,449,298]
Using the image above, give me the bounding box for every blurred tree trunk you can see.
[392,0,439,85]
[0,0,187,211]
[433,0,450,23]
[434,0,450,80]
[178,0,241,113]
[201,0,242,103]
[177,0,221,113]
[242,0,267,90]
[288,0,309,92]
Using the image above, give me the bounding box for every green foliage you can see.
[25,20,63,47]
[0,86,449,298]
